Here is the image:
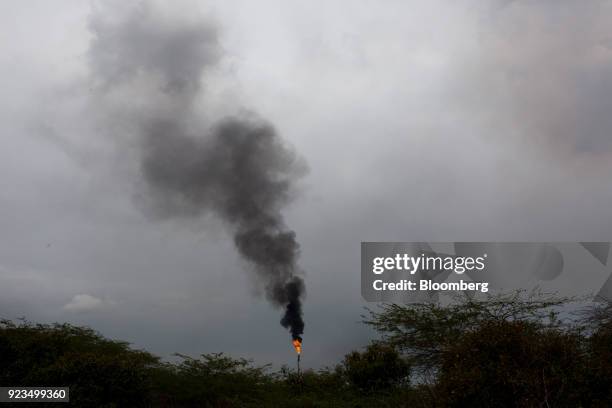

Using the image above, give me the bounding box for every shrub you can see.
[342,343,410,393]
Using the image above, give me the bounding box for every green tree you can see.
[154,352,272,407]
[0,319,158,407]
[363,290,567,373]
[436,320,588,407]
[341,343,410,393]
[584,302,612,406]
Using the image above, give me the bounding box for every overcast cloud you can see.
[1,0,611,368]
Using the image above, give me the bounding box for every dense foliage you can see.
[1,292,610,407]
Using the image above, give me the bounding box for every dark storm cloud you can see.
[464,0,612,159]
[88,1,221,94]
[87,1,306,339]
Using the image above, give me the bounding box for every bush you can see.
[0,319,158,407]
[155,352,272,407]
[342,343,410,393]
[436,320,588,407]
[586,324,612,405]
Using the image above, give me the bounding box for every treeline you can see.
[1,292,611,407]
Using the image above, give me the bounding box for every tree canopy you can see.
[1,292,611,407]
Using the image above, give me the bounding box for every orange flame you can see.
[292,338,302,354]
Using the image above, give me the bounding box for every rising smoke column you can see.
[88,1,305,340]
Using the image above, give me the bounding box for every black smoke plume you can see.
[88,1,305,340]
[141,118,305,339]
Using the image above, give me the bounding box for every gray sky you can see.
[1,0,612,369]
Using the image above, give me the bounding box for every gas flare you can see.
[292,337,302,354]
